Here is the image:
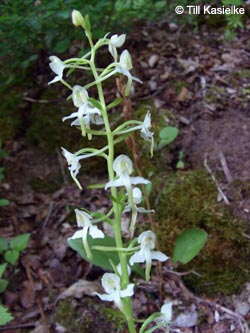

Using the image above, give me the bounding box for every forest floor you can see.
[1,19,250,333]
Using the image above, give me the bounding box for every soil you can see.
[1,18,250,333]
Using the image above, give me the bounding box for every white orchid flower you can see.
[48,56,67,85]
[61,148,82,189]
[105,155,150,234]
[123,187,154,214]
[108,34,126,60]
[129,230,169,281]
[115,50,142,95]
[63,85,103,136]
[141,111,154,140]
[69,209,104,259]
[95,273,134,314]
[105,155,150,191]
[156,302,173,325]
[72,85,88,107]
[123,187,154,234]
[141,111,154,156]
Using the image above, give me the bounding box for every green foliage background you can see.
[0,0,244,142]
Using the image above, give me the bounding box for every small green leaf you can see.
[107,98,123,110]
[159,126,179,145]
[88,98,103,111]
[0,263,7,278]
[4,250,19,265]
[0,199,10,206]
[10,233,30,251]
[0,237,8,254]
[173,228,207,264]
[0,304,13,325]
[0,279,8,293]
[84,14,91,33]
[87,183,106,189]
[90,211,112,224]
[176,161,184,169]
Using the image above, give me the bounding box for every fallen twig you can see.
[0,323,36,331]
[219,151,233,184]
[163,267,202,278]
[204,154,230,205]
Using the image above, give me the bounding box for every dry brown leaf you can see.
[177,86,189,102]
[56,280,102,302]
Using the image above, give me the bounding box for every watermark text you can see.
[175,5,245,15]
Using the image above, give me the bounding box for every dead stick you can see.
[219,151,233,184]
[204,154,230,205]
[0,323,36,331]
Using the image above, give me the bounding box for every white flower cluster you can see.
[49,17,171,330]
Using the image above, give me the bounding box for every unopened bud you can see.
[72,10,84,27]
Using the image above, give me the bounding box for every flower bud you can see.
[72,10,84,27]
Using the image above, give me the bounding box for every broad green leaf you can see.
[4,250,19,265]
[0,199,10,206]
[68,236,143,276]
[159,126,179,145]
[10,233,30,251]
[173,228,207,264]
[68,235,119,271]
[0,237,8,254]
[0,279,8,293]
[0,263,7,278]
[0,304,13,325]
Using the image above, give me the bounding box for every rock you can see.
[174,310,198,327]
[148,55,159,68]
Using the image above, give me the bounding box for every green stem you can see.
[87,34,136,333]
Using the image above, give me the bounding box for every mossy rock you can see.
[154,169,250,296]
[53,297,125,333]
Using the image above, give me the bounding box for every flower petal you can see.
[75,209,92,227]
[161,302,172,322]
[89,225,105,239]
[105,178,125,189]
[120,283,134,298]
[150,251,169,262]
[95,292,114,302]
[69,229,84,240]
[130,176,150,185]
[129,251,145,265]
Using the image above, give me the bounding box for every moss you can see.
[53,297,126,333]
[206,86,227,105]
[154,169,250,296]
